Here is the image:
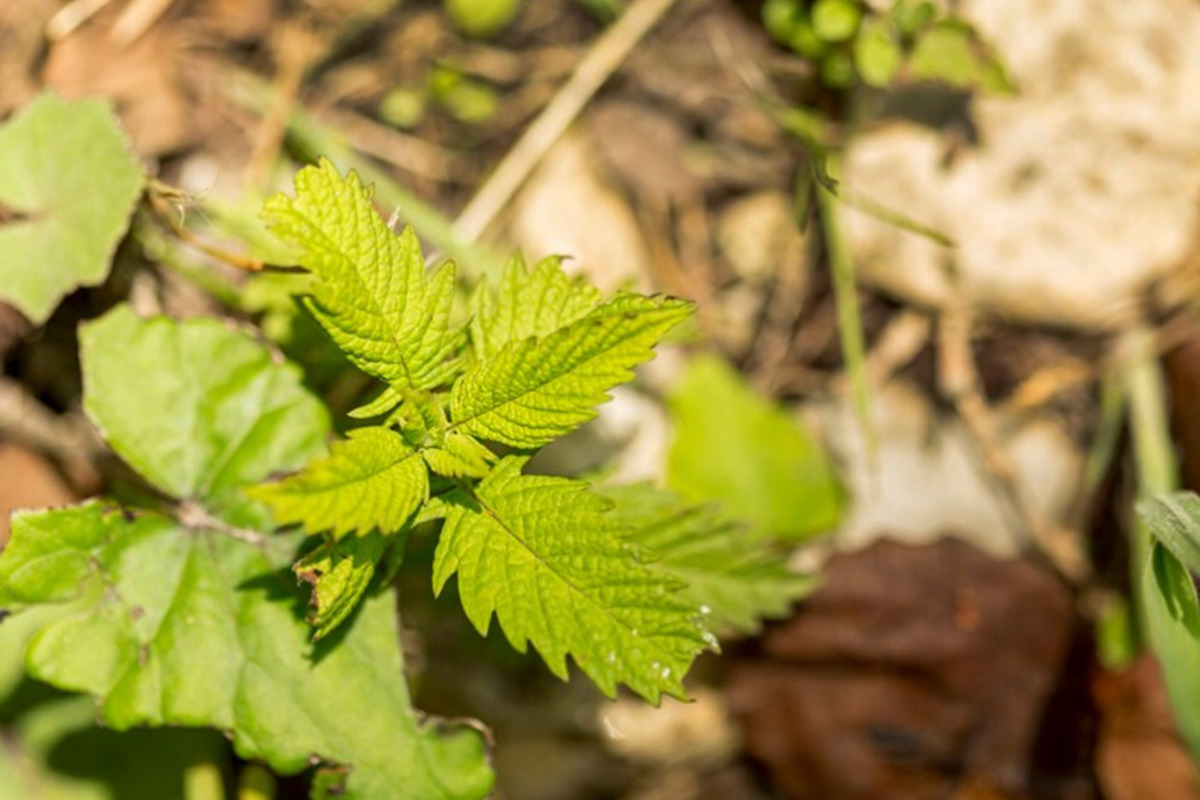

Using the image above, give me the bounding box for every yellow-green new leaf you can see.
[433,458,712,702]
[469,254,602,359]
[451,294,691,448]
[251,426,427,539]
[294,533,390,640]
[422,432,495,479]
[263,160,461,391]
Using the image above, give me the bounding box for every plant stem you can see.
[816,154,873,447]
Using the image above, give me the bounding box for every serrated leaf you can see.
[451,294,691,448]
[80,305,329,522]
[293,533,390,640]
[469,254,602,359]
[263,160,461,391]
[0,94,144,324]
[348,385,404,419]
[251,426,428,540]
[604,483,815,635]
[433,458,710,702]
[422,432,495,478]
[3,308,494,799]
[0,505,492,800]
[667,354,843,542]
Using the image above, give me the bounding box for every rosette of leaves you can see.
[250,161,822,702]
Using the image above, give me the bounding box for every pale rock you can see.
[806,381,1082,557]
[841,0,1200,330]
[508,133,652,293]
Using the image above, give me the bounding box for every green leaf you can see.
[854,18,902,87]
[422,432,496,479]
[80,305,329,521]
[810,0,861,43]
[667,354,843,542]
[1138,492,1200,577]
[433,458,711,702]
[0,694,228,800]
[1141,542,1200,762]
[0,505,493,800]
[0,94,144,324]
[263,159,461,391]
[3,308,493,799]
[451,294,691,448]
[469,254,602,360]
[251,426,428,539]
[604,484,815,635]
[909,19,1015,94]
[293,533,390,640]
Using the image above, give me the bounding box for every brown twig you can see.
[452,0,684,241]
[938,304,1091,584]
[0,378,102,494]
[144,186,266,272]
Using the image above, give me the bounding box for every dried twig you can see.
[110,0,178,46]
[0,378,101,493]
[938,304,1091,584]
[46,0,116,40]
[452,0,683,241]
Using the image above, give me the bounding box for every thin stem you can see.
[816,154,873,448]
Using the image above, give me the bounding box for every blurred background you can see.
[2,0,1200,798]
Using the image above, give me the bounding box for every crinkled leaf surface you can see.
[251,426,428,539]
[605,483,815,635]
[293,533,389,640]
[422,432,495,479]
[0,94,144,323]
[451,294,691,448]
[263,160,461,391]
[433,458,711,702]
[80,305,329,522]
[0,308,492,800]
[469,254,601,359]
[667,354,844,542]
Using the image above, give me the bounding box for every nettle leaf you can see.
[81,305,329,523]
[604,484,816,635]
[451,294,691,449]
[294,533,389,641]
[263,160,461,391]
[668,354,844,542]
[251,426,428,540]
[469,253,602,359]
[422,432,495,479]
[433,458,711,702]
[0,308,493,800]
[0,94,144,324]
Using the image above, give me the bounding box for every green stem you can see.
[816,153,873,447]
